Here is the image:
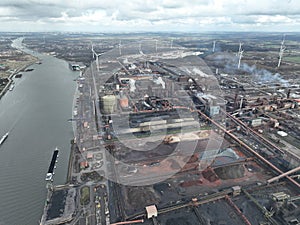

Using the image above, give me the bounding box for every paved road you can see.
[70,61,115,225]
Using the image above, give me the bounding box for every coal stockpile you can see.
[214,165,245,180]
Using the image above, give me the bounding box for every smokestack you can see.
[234,93,238,109]
[287,89,291,99]
[239,97,243,110]
[237,42,243,69]
[277,35,286,68]
[216,68,219,75]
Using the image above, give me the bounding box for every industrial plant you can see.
[33,34,300,225]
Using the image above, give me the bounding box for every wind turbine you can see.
[237,42,244,69]
[139,42,142,54]
[91,43,102,71]
[170,39,173,49]
[212,41,216,52]
[277,34,286,68]
[119,40,122,55]
[155,39,158,53]
[91,43,96,59]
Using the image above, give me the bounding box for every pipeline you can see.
[267,166,300,184]
[225,195,252,225]
[221,110,299,163]
[110,219,144,225]
[224,110,284,154]
[195,109,300,190]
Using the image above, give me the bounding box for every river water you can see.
[0,38,78,225]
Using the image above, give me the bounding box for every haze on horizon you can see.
[0,0,300,33]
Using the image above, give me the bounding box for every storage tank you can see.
[100,95,116,114]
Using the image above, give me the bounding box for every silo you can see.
[100,95,116,114]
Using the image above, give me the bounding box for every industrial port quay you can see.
[40,40,300,225]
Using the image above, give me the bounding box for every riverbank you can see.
[0,58,39,99]
[66,139,76,183]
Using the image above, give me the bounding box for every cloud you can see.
[256,15,294,24]
[0,0,299,31]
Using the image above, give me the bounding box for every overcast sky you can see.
[0,0,299,32]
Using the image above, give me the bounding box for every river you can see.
[0,38,78,225]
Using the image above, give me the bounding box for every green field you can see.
[80,186,90,205]
[284,56,300,63]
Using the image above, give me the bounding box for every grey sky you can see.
[0,0,299,32]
